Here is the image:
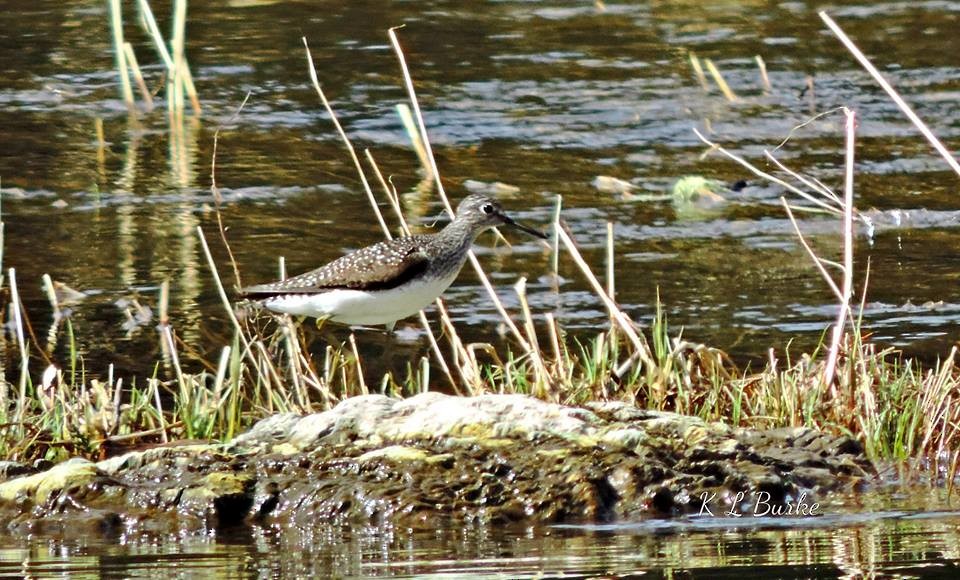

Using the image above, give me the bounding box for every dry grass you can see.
[1,17,959,480]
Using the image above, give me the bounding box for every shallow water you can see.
[1,487,959,578]
[3,0,960,376]
[3,0,960,573]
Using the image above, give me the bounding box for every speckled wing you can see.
[240,236,431,299]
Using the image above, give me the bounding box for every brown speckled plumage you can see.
[241,237,432,297]
[239,194,548,326]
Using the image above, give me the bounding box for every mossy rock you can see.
[0,393,874,535]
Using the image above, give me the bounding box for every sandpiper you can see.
[240,194,548,331]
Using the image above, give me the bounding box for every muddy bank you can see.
[0,393,872,535]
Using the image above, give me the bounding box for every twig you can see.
[764,150,843,207]
[822,108,857,393]
[8,269,28,424]
[688,52,709,91]
[605,221,615,300]
[136,0,199,115]
[210,91,251,289]
[302,38,389,237]
[514,277,550,398]
[212,345,231,404]
[158,279,170,327]
[771,107,846,154]
[396,103,434,182]
[755,55,771,92]
[781,198,843,300]
[820,11,960,177]
[282,319,306,408]
[149,377,168,443]
[137,0,174,69]
[348,333,367,395]
[41,274,61,353]
[704,58,738,101]
[556,225,653,367]
[387,26,535,354]
[170,0,188,116]
[180,59,201,114]
[302,39,460,391]
[196,225,265,374]
[551,195,562,276]
[122,43,154,111]
[364,149,410,236]
[364,149,458,390]
[160,325,186,396]
[108,0,135,110]
[693,128,844,216]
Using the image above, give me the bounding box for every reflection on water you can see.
[1,489,959,577]
[2,0,960,373]
[3,0,960,570]
[3,0,960,375]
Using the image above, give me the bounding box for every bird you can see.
[239,194,548,331]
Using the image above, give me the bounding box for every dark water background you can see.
[3,0,960,377]
[3,0,960,575]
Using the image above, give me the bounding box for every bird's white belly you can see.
[262,271,459,326]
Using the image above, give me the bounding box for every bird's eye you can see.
[481,203,495,215]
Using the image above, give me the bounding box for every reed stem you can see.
[108,0,135,110]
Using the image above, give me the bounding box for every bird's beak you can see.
[502,214,549,240]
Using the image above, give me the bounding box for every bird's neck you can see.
[429,218,484,269]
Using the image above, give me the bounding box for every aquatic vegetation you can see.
[0,12,958,494]
[1,151,958,477]
[0,394,872,532]
[108,0,200,117]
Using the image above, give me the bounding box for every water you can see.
[3,0,960,573]
[1,489,959,577]
[4,0,960,373]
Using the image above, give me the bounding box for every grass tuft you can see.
[3,19,960,481]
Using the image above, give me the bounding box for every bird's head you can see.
[454,194,548,239]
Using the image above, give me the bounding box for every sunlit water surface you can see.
[1,487,960,577]
[3,0,960,574]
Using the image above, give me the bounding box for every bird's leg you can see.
[382,331,398,380]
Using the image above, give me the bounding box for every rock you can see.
[0,458,98,504]
[0,394,874,535]
[0,461,33,480]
